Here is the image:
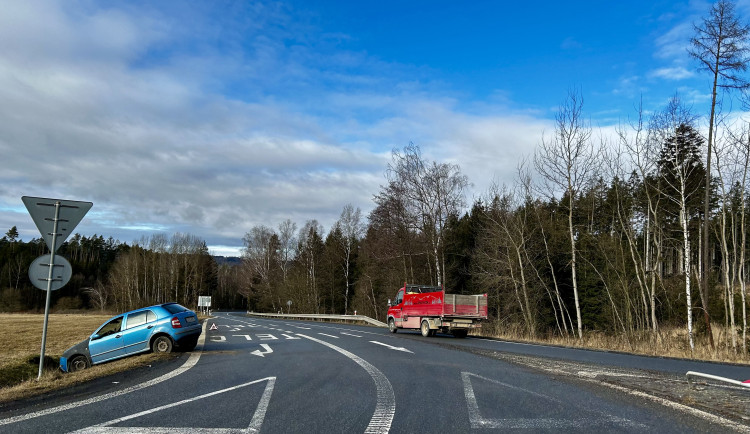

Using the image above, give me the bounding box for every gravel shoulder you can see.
[468,347,750,430]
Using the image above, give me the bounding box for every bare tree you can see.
[651,98,704,351]
[336,204,364,314]
[690,0,750,349]
[721,119,750,354]
[387,143,468,287]
[278,219,297,283]
[618,100,664,335]
[242,225,277,310]
[298,220,324,313]
[534,89,598,339]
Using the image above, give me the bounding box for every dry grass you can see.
[0,313,175,404]
[478,321,750,365]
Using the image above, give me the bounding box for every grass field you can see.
[0,313,175,404]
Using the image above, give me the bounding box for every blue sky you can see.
[0,0,745,256]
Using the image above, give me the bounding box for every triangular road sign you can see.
[22,196,93,253]
[210,323,218,331]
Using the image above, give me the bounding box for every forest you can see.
[2,0,750,359]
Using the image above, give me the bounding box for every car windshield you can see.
[162,303,189,314]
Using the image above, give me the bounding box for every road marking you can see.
[299,334,395,434]
[313,324,384,336]
[318,333,339,339]
[251,344,274,358]
[341,332,362,338]
[461,372,642,429]
[72,377,276,433]
[210,335,226,342]
[0,321,208,427]
[370,341,413,353]
[233,334,253,340]
[281,334,301,340]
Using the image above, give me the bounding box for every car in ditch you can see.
[60,302,202,373]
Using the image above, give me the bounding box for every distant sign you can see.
[198,296,212,307]
[22,196,93,252]
[28,254,72,291]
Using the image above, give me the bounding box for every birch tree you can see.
[336,204,364,314]
[534,89,597,339]
[652,99,704,351]
[387,143,468,287]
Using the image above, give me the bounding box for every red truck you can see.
[386,284,488,338]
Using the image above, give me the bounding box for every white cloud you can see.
[649,66,694,80]
[653,21,693,61]
[0,1,558,254]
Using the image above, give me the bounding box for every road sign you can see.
[22,196,93,252]
[199,296,212,307]
[28,254,71,291]
[22,195,92,380]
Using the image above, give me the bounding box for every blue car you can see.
[60,303,202,372]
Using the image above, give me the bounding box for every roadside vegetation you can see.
[2,0,750,371]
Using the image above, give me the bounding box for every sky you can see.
[0,0,746,257]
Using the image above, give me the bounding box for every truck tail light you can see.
[171,317,182,328]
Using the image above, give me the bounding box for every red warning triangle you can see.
[210,323,218,331]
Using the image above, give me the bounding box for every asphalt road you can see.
[1,312,748,433]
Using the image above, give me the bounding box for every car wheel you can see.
[152,336,173,353]
[68,355,89,372]
[421,320,432,337]
[388,318,397,333]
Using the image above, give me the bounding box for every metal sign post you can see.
[22,196,92,380]
[38,201,60,380]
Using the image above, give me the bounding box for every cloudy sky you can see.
[0,0,742,256]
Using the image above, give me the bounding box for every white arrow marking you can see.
[251,344,273,357]
[370,341,413,353]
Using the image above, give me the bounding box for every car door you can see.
[393,289,405,327]
[121,310,157,355]
[89,316,124,364]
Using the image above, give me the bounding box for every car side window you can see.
[96,316,123,338]
[126,311,148,329]
[395,290,404,305]
[146,310,156,323]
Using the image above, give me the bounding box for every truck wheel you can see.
[451,329,468,339]
[388,318,397,333]
[421,320,432,337]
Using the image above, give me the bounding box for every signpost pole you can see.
[38,201,60,380]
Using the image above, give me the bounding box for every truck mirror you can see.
[387,299,392,307]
